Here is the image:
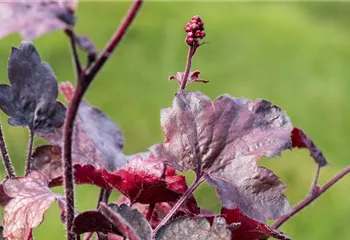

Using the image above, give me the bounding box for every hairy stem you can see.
[272,165,350,229]
[153,176,204,235]
[65,28,82,77]
[85,0,143,81]
[180,46,195,90]
[63,81,87,240]
[24,129,34,174]
[0,119,15,178]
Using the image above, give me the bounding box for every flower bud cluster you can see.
[185,15,205,46]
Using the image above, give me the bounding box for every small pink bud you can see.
[185,27,191,32]
[187,32,193,37]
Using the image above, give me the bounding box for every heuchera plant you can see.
[0,1,349,240]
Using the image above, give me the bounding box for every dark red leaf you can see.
[0,41,66,132]
[155,216,231,240]
[0,1,77,40]
[151,90,292,223]
[221,208,291,240]
[37,82,126,171]
[1,171,65,240]
[75,203,152,240]
[73,211,122,235]
[102,155,196,205]
[31,145,110,189]
[291,128,328,167]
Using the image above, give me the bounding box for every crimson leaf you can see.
[291,127,328,167]
[151,90,292,223]
[0,41,66,132]
[155,216,231,240]
[0,1,77,40]
[31,145,110,189]
[37,82,126,171]
[1,171,65,240]
[221,208,291,240]
[102,155,198,206]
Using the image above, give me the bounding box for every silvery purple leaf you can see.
[151,90,293,223]
[155,216,231,240]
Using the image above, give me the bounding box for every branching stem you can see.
[85,0,143,82]
[0,119,15,178]
[272,165,350,229]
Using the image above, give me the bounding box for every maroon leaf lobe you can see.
[291,128,328,167]
[222,208,291,240]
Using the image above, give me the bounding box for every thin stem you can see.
[272,165,350,229]
[146,203,156,221]
[180,46,195,90]
[153,176,205,235]
[65,28,83,78]
[0,119,15,178]
[85,0,143,82]
[309,165,321,196]
[63,81,87,240]
[24,129,34,174]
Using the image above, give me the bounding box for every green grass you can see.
[1,2,350,239]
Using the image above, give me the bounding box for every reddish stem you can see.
[0,119,15,178]
[85,0,143,82]
[62,1,143,239]
[272,165,350,229]
[180,46,195,90]
[153,176,204,236]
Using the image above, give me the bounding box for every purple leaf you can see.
[0,1,77,40]
[151,90,292,223]
[155,216,231,240]
[30,145,111,189]
[1,171,65,240]
[0,41,66,133]
[106,204,152,240]
[37,82,126,170]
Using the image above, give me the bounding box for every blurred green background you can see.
[1,1,350,239]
